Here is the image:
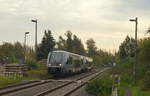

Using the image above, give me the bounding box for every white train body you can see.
[47,50,93,74]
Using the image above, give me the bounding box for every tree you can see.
[14,42,24,58]
[138,37,150,62]
[57,30,86,55]
[57,30,73,52]
[37,30,55,60]
[138,37,150,78]
[0,42,24,63]
[94,49,114,66]
[86,38,97,64]
[86,38,97,57]
[65,30,73,52]
[119,36,135,59]
[57,36,66,50]
[72,35,86,55]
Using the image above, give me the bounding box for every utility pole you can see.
[24,32,29,62]
[31,19,37,60]
[129,17,138,84]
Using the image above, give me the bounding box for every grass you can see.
[0,75,36,87]
[0,73,39,87]
[118,87,124,96]
[0,69,51,87]
[131,86,150,96]
[0,75,19,86]
[118,81,150,96]
[25,69,52,79]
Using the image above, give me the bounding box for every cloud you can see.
[0,0,149,51]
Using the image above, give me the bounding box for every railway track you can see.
[0,70,91,89]
[0,80,53,95]
[35,68,107,96]
[0,68,108,96]
[0,80,38,90]
[63,69,106,96]
[0,72,88,95]
[1,80,69,96]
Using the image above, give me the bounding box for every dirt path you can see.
[124,88,132,96]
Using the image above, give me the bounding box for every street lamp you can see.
[146,27,150,34]
[31,19,37,60]
[24,32,30,62]
[129,17,138,84]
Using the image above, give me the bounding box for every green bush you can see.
[142,71,150,90]
[7,56,18,63]
[118,87,124,96]
[24,59,51,79]
[131,86,150,96]
[112,57,134,84]
[25,60,38,69]
[86,77,112,96]
[25,69,51,79]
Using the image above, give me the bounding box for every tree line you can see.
[37,30,114,66]
[0,30,114,67]
[0,42,34,64]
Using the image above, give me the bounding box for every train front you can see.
[47,51,65,75]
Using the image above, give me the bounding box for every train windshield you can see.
[49,52,64,65]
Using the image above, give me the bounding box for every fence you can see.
[0,72,23,80]
[0,64,27,80]
[5,64,28,72]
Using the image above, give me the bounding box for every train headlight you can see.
[49,64,51,66]
[59,64,62,66]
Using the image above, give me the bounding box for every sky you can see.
[0,0,150,52]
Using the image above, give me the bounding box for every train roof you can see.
[50,50,93,60]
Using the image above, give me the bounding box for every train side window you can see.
[73,59,80,68]
[81,59,84,64]
[66,56,72,64]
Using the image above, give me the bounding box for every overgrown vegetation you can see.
[0,42,24,63]
[0,75,20,86]
[25,69,50,79]
[86,77,113,96]
[131,86,150,96]
[112,36,150,95]
[0,75,36,87]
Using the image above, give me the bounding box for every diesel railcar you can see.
[47,50,93,75]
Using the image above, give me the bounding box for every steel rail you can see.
[64,69,106,96]
[35,69,106,96]
[0,80,52,95]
